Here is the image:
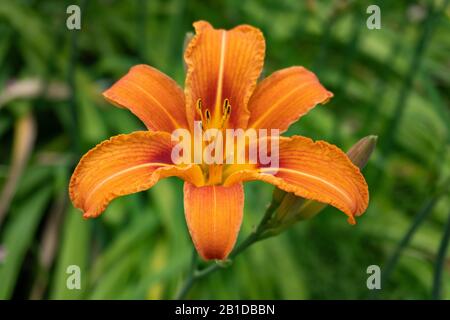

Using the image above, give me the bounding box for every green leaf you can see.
[90,212,158,282]
[49,207,90,299]
[0,186,52,299]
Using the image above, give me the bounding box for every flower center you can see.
[196,98,231,131]
[195,98,232,185]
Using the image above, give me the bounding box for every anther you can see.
[220,100,231,128]
[196,98,203,112]
[222,98,230,114]
[196,98,206,126]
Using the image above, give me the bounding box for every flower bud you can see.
[346,135,378,170]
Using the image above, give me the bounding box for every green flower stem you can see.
[378,179,450,297]
[174,249,198,300]
[381,196,439,289]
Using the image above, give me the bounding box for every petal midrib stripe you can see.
[259,167,355,212]
[250,80,315,128]
[212,185,217,253]
[123,79,183,129]
[214,31,227,117]
[85,162,170,204]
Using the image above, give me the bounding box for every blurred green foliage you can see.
[0,0,449,299]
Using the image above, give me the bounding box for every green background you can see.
[0,0,449,299]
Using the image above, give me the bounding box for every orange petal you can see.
[184,21,265,130]
[69,131,204,218]
[103,64,188,132]
[183,182,244,261]
[247,67,333,133]
[224,136,368,224]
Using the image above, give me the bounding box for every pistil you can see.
[208,164,223,185]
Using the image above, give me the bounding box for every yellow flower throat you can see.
[196,98,232,185]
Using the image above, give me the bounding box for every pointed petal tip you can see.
[322,90,334,104]
[347,215,356,225]
[82,211,92,219]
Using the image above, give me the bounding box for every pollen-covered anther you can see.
[196,98,205,124]
[196,98,231,130]
[219,98,231,128]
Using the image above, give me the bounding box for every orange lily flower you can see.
[69,21,368,261]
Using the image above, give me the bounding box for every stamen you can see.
[196,98,206,129]
[196,98,203,113]
[196,98,232,130]
[222,98,230,114]
[220,100,231,128]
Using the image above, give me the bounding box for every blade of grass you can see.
[312,1,349,75]
[432,208,450,299]
[0,112,36,228]
[379,180,450,296]
[89,243,145,299]
[29,168,68,299]
[136,0,148,62]
[331,8,363,145]
[381,0,449,156]
[0,186,52,299]
[65,0,87,154]
[360,5,408,135]
[49,207,90,299]
[90,212,158,282]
